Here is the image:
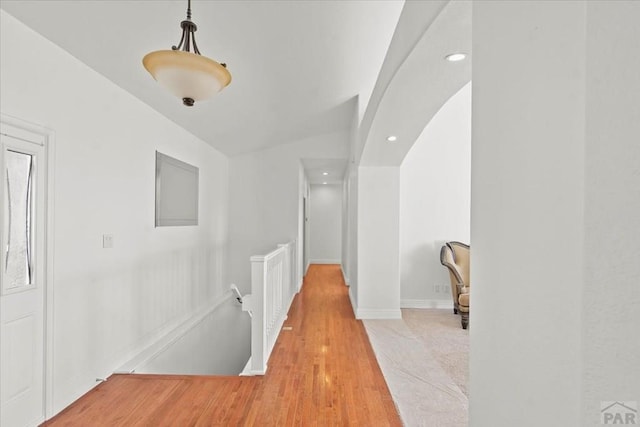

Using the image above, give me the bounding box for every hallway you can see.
[43,265,401,426]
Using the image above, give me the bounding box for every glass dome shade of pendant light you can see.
[143,50,232,105]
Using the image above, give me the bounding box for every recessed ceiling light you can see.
[386,135,398,142]
[322,182,327,185]
[322,172,329,176]
[445,53,466,62]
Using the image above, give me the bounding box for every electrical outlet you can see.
[434,284,440,293]
[102,234,114,248]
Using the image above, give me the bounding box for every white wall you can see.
[471,2,585,424]
[356,166,401,319]
[351,1,470,321]
[470,1,640,425]
[342,101,359,310]
[582,2,640,424]
[399,82,471,307]
[308,184,342,264]
[341,173,349,278]
[228,131,349,294]
[1,10,236,417]
[344,164,359,308]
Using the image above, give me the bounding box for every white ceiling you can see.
[301,158,348,185]
[360,0,471,166]
[0,0,403,157]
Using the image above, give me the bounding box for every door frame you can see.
[0,113,55,420]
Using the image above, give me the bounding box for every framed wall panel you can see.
[155,151,198,226]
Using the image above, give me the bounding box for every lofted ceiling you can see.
[0,0,404,157]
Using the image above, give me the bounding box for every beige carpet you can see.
[402,309,469,397]
[364,309,469,427]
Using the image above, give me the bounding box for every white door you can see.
[0,126,47,427]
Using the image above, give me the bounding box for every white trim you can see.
[239,357,267,376]
[239,357,252,376]
[0,113,56,420]
[348,286,357,315]
[309,259,341,264]
[240,289,296,377]
[355,308,402,319]
[400,299,454,309]
[340,265,349,286]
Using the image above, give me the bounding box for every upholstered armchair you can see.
[439,241,470,329]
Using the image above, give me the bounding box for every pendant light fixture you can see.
[143,0,231,106]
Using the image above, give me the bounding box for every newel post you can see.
[249,254,267,374]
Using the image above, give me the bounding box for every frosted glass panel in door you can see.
[3,150,34,290]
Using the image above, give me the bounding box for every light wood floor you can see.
[43,265,402,426]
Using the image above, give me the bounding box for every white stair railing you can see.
[241,240,297,375]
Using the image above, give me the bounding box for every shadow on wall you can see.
[134,299,251,376]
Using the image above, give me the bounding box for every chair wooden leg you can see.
[461,312,469,329]
[454,308,458,315]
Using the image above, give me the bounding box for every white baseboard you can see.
[239,357,252,376]
[348,287,357,314]
[239,357,267,376]
[400,299,454,309]
[356,308,402,319]
[340,265,349,286]
[309,259,341,264]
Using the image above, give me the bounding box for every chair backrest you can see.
[440,241,470,287]
[440,245,463,286]
[448,241,470,287]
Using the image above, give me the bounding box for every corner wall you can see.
[356,166,401,319]
[399,82,471,307]
[1,10,233,416]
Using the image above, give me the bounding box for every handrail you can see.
[242,240,297,375]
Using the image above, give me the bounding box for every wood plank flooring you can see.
[42,265,402,426]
